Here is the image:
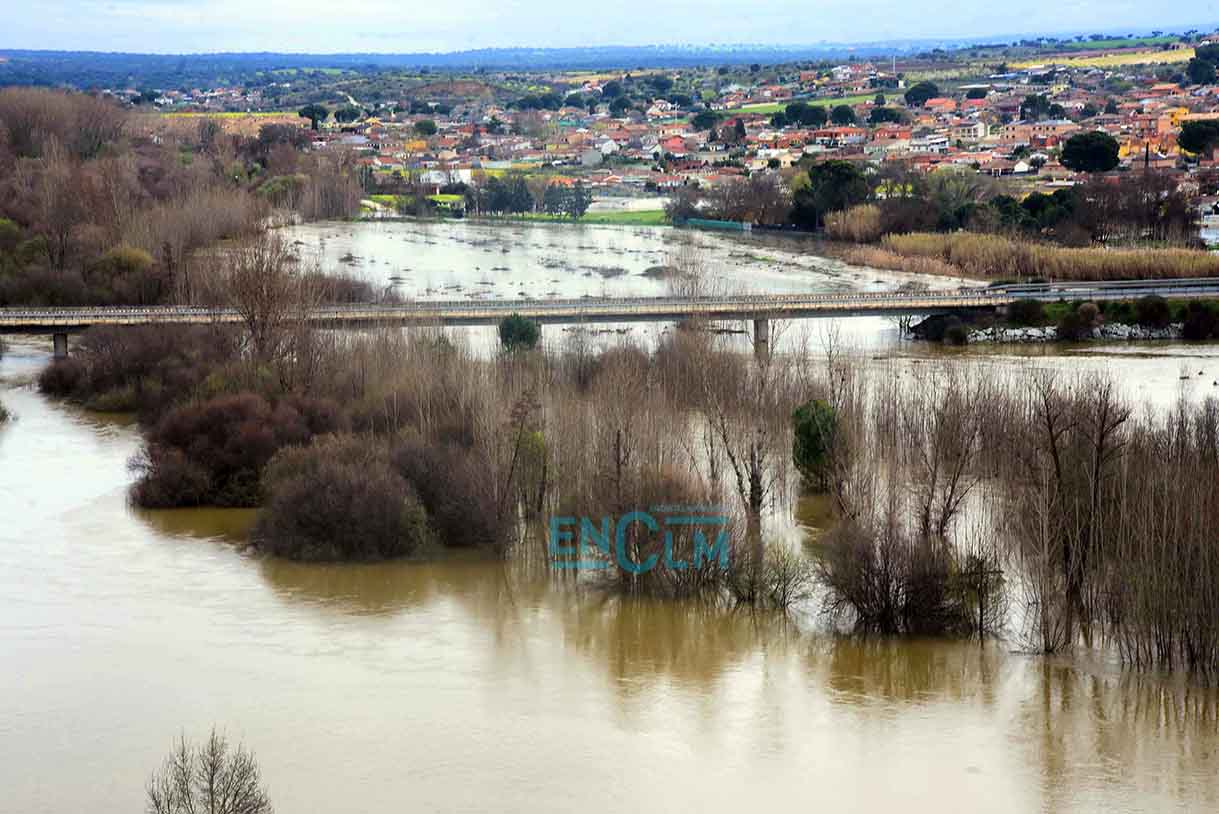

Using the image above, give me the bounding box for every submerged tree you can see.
[792,398,836,491]
[147,729,272,814]
[498,313,541,352]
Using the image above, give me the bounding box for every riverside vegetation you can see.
[915,293,1219,345]
[34,238,1219,677]
[807,162,1219,282]
[0,87,361,307]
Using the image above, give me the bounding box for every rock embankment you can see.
[962,323,1183,344]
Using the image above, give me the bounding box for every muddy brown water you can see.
[3,222,1219,812]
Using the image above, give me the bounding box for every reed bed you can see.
[880,232,1219,281]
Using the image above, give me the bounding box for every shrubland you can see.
[0,88,361,307]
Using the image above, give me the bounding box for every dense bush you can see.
[792,399,836,490]
[393,437,508,550]
[132,392,345,507]
[498,314,540,352]
[255,435,431,560]
[942,318,970,345]
[1006,299,1044,326]
[1182,301,1218,341]
[37,325,241,420]
[1055,309,1091,341]
[1134,295,1172,328]
[877,197,940,235]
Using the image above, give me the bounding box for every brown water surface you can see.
[2,335,1218,813]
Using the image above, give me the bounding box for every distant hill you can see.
[0,42,969,88]
[0,27,1210,87]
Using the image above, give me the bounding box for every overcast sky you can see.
[3,1,1216,54]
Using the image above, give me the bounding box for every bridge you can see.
[3,277,1219,358]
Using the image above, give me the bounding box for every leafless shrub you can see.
[146,729,272,814]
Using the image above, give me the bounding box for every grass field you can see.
[1013,48,1193,69]
[365,201,667,226]
[728,92,880,115]
[1047,36,1177,52]
[512,209,668,226]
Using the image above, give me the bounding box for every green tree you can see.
[298,104,328,131]
[414,119,437,136]
[830,105,856,125]
[334,106,362,123]
[542,183,568,216]
[1188,58,1217,85]
[790,160,870,228]
[1196,44,1219,63]
[498,314,540,351]
[1060,130,1120,173]
[1019,94,1052,121]
[904,81,940,107]
[734,118,747,140]
[792,399,836,491]
[1179,119,1219,154]
[567,181,593,219]
[868,107,902,124]
[784,101,828,127]
[966,87,988,100]
[691,109,719,130]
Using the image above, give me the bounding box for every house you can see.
[660,135,688,154]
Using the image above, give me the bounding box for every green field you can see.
[510,209,668,226]
[728,92,882,115]
[1047,35,1177,52]
[365,202,668,226]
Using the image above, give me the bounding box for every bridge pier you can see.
[52,332,69,360]
[753,318,769,361]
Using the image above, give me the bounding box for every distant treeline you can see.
[0,35,1105,88]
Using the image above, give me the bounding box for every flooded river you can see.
[3,221,1219,812]
[285,219,1219,409]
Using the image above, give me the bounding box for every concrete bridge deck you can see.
[4,277,1219,358]
[4,277,1219,333]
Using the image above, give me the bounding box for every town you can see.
[4,18,1219,814]
[60,29,1219,232]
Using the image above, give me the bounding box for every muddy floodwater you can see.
[3,221,1219,813]
[285,219,1219,408]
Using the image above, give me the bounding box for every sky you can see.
[2,1,1216,54]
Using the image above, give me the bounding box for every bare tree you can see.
[147,729,272,814]
[202,235,323,362]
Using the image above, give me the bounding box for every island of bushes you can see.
[913,294,1219,345]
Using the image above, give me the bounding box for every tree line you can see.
[0,88,362,307]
